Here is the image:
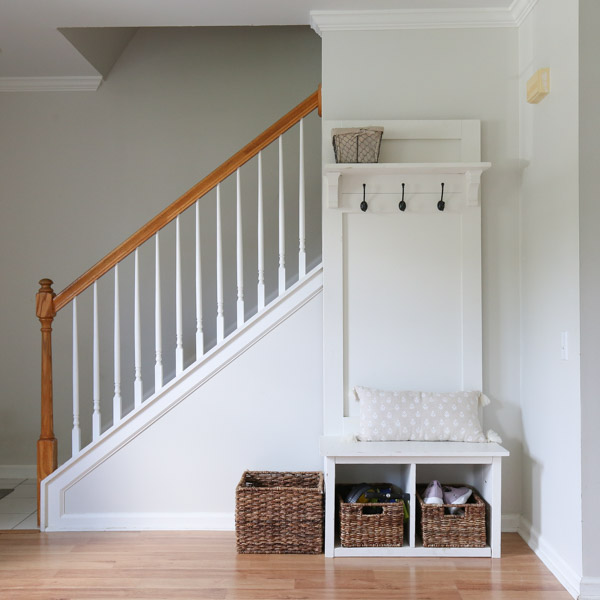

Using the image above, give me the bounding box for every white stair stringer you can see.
[40,265,323,532]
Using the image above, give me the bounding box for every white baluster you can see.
[257,151,265,310]
[92,282,101,440]
[298,118,306,278]
[236,169,244,327]
[72,297,81,455]
[113,265,122,425]
[175,215,184,375]
[278,136,286,295]
[134,249,142,407]
[155,234,163,391]
[216,184,224,343]
[195,201,204,359]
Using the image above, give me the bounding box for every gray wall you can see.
[579,0,600,584]
[0,26,322,466]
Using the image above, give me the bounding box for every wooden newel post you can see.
[36,278,57,526]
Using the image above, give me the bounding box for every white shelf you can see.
[321,437,509,459]
[324,162,491,175]
[324,161,491,209]
[334,544,492,558]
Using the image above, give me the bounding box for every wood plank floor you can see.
[0,531,570,599]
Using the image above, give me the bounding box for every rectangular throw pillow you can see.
[356,386,488,442]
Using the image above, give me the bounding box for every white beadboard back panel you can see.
[344,212,463,417]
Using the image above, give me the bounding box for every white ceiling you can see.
[0,0,515,78]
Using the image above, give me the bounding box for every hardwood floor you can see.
[0,531,570,599]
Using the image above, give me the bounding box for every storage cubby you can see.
[321,437,507,557]
[336,464,411,548]
[336,463,411,490]
[416,463,493,550]
[417,463,493,500]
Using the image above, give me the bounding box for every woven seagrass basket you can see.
[417,484,487,548]
[332,127,384,163]
[338,490,404,548]
[235,471,324,554]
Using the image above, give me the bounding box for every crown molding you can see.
[0,76,102,92]
[310,2,540,35]
[510,0,540,26]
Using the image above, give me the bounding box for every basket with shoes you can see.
[418,480,487,548]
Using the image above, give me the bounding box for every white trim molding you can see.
[510,0,540,26]
[518,516,581,599]
[0,76,102,92]
[45,511,523,541]
[0,465,36,479]
[310,1,540,35]
[44,512,234,532]
[580,577,600,600]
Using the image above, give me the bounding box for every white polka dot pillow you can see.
[355,387,500,443]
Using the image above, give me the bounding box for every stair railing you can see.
[35,86,322,521]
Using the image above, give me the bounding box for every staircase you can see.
[36,88,323,531]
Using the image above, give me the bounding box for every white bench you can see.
[321,436,509,558]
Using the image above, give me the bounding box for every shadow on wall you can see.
[520,447,542,536]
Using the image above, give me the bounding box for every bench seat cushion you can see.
[355,387,487,443]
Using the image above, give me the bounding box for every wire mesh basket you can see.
[332,127,384,163]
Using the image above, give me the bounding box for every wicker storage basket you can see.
[417,485,487,548]
[235,471,324,554]
[332,127,384,163]
[339,492,404,548]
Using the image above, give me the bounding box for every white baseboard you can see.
[501,513,520,532]
[0,465,36,479]
[43,512,235,532]
[42,510,521,534]
[580,577,600,600]
[518,515,581,599]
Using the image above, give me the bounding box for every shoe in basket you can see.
[442,485,472,505]
[423,480,443,505]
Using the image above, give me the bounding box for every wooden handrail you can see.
[53,86,321,313]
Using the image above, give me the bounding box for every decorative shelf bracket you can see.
[465,169,482,207]
[326,171,342,208]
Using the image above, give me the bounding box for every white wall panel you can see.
[61,291,323,518]
[344,213,463,417]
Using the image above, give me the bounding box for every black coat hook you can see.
[360,183,368,212]
[437,182,445,212]
[399,183,406,212]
